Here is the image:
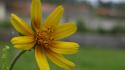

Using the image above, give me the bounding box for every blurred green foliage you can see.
[110,23,125,34]
[0,21,11,29]
[97,27,110,35]
[76,19,125,35]
[43,0,63,4]
[43,0,77,4]
[0,46,10,70]
[1,19,125,35]
[77,19,89,33]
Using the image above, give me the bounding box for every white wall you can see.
[0,2,6,21]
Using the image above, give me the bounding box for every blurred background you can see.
[1,0,125,70]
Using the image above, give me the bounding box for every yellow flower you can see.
[10,0,79,70]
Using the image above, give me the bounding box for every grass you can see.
[76,48,125,70]
[1,45,125,70]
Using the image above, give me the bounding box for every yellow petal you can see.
[43,6,64,30]
[50,41,79,54]
[10,14,33,35]
[14,42,35,50]
[46,50,75,70]
[53,22,77,40]
[11,36,34,44]
[35,47,50,70]
[31,0,42,31]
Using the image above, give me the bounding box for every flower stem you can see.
[9,50,26,70]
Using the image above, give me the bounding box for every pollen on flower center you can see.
[35,31,54,48]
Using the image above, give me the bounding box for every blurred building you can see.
[1,0,125,30]
[96,1,125,17]
[0,1,6,21]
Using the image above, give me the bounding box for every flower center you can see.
[35,31,54,48]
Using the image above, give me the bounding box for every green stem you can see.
[9,50,26,70]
